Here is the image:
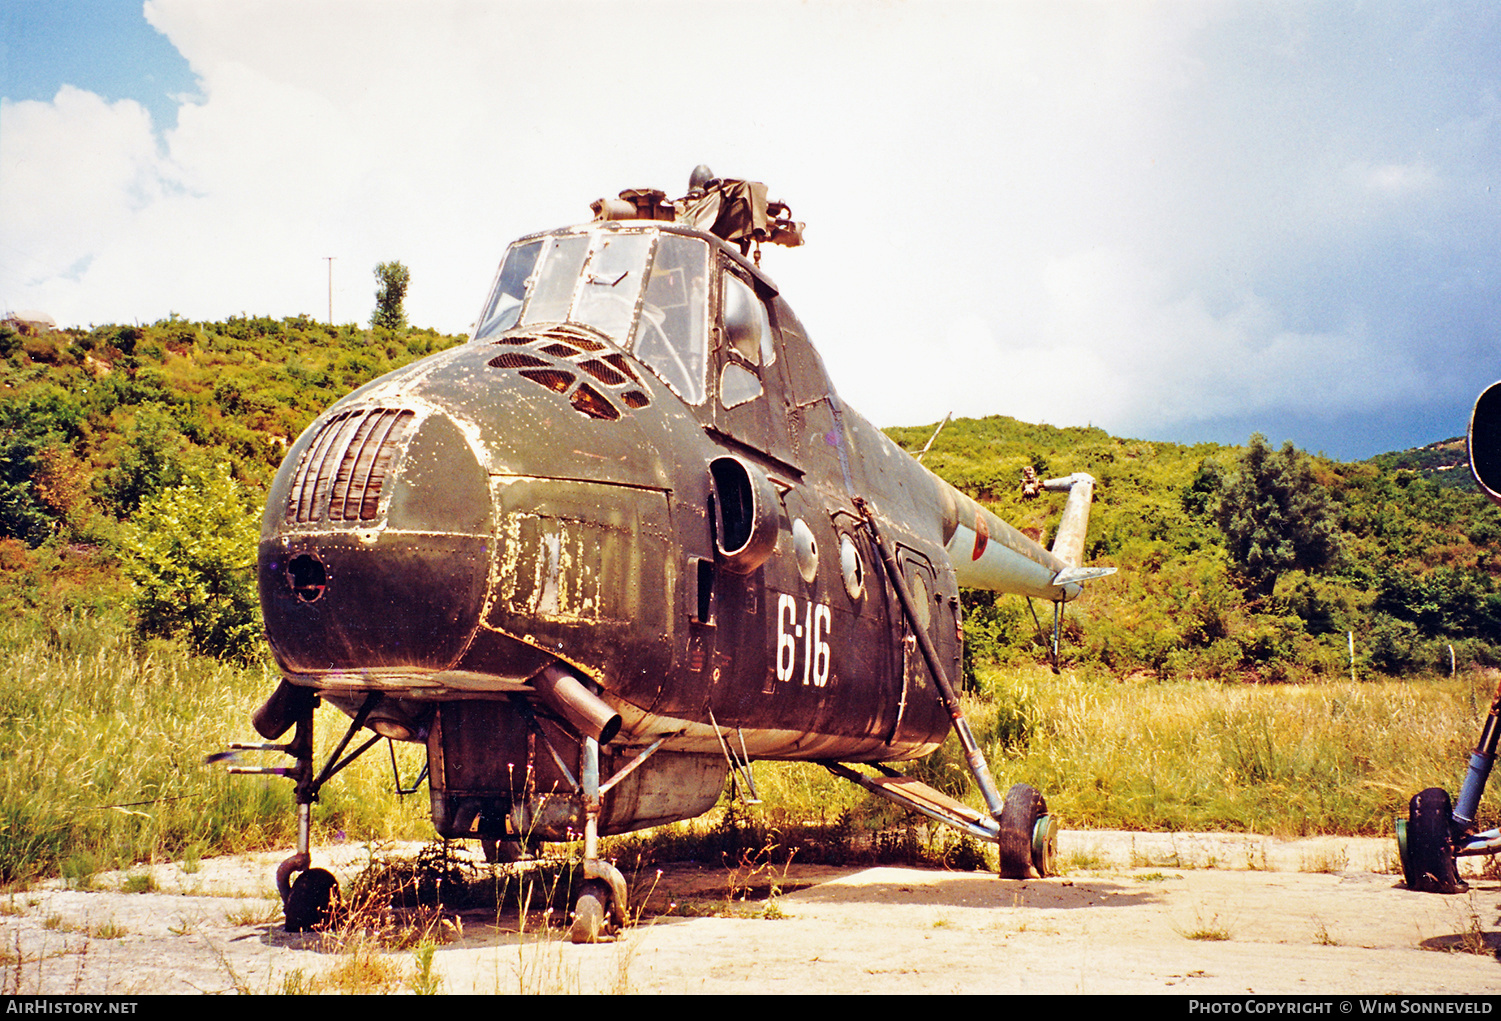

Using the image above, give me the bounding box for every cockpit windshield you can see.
[473,227,710,404]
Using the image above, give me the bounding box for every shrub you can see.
[120,462,262,662]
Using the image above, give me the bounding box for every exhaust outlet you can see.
[251,679,318,740]
[533,664,622,745]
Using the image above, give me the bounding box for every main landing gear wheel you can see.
[998,783,1052,879]
[1404,787,1468,894]
[570,879,611,944]
[284,867,340,932]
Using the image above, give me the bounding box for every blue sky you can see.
[1,0,196,130]
[2,1,1500,461]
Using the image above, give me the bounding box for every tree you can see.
[371,261,410,331]
[1216,434,1338,595]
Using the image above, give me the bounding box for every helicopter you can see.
[1397,380,1501,894]
[230,168,1115,941]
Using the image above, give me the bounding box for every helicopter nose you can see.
[259,405,492,677]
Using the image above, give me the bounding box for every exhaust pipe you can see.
[251,679,317,740]
[533,663,622,745]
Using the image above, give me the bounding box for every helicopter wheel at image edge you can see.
[1398,787,1468,895]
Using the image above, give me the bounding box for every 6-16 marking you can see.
[776,594,831,687]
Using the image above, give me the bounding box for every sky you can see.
[2,1,1499,461]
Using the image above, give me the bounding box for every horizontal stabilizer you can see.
[1051,565,1117,587]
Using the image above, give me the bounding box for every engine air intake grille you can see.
[486,323,650,419]
[286,408,415,523]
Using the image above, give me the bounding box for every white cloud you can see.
[0,87,176,294]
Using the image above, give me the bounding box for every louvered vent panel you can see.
[286,409,415,523]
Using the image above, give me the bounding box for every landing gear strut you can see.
[225,682,384,931]
[1397,675,1501,893]
[571,733,628,943]
[845,500,1059,879]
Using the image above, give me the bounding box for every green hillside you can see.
[886,416,1501,682]
[1366,436,1473,490]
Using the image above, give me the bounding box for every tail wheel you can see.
[1406,787,1468,894]
[285,867,340,932]
[998,783,1049,879]
[570,879,611,944]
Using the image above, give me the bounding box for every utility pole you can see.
[324,257,335,324]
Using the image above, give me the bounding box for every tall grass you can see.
[0,610,429,885]
[941,664,1489,836]
[612,664,1493,864]
[2,608,1492,884]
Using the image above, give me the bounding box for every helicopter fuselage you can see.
[257,219,1079,844]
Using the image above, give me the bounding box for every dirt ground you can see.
[4,829,1499,996]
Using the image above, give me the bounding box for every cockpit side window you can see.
[719,271,772,409]
[722,272,774,366]
[473,239,543,339]
[634,234,708,404]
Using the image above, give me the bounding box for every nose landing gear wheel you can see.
[285,867,340,932]
[998,783,1051,879]
[570,879,611,944]
[1405,787,1468,894]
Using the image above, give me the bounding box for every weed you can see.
[225,902,282,927]
[1134,872,1169,883]
[42,913,63,931]
[1129,838,1184,870]
[89,919,127,940]
[1300,847,1348,874]
[209,943,253,995]
[61,855,97,891]
[122,870,156,894]
[1313,920,1339,946]
[1244,843,1271,871]
[505,932,581,995]
[1457,894,1488,956]
[1175,905,1233,941]
[278,968,313,995]
[320,936,403,994]
[1059,848,1109,872]
[1181,922,1231,941]
[409,938,442,995]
